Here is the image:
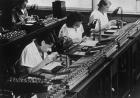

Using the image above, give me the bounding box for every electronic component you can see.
[0,30,26,42]
[46,84,67,98]
[41,18,58,27]
[115,19,140,47]
[6,77,51,94]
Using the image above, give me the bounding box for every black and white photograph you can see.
[1,0,140,98]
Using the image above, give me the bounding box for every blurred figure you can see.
[12,0,28,25]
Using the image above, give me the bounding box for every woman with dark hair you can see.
[89,0,116,32]
[19,34,59,98]
[12,0,29,25]
[59,12,85,43]
[20,36,58,74]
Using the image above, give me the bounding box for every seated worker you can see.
[88,0,116,32]
[59,12,86,44]
[12,0,29,25]
[19,36,61,98]
[20,37,58,74]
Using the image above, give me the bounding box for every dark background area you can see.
[0,0,140,27]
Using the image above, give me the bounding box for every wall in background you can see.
[27,0,140,13]
[28,9,140,25]
[28,0,92,11]
[1,0,140,28]
[109,0,137,12]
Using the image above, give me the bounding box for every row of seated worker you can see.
[58,0,121,45]
[0,0,124,98]
[0,0,123,77]
[0,0,123,79]
[0,0,120,35]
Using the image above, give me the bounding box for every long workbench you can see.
[64,19,140,98]
[1,18,140,98]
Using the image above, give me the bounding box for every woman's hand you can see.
[43,52,59,65]
[82,36,89,42]
[30,52,59,73]
[109,20,117,26]
[73,38,81,43]
[47,52,59,62]
[104,20,117,30]
[104,23,111,30]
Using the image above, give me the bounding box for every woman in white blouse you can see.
[89,0,116,32]
[59,12,85,43]
[20,38,58,74]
